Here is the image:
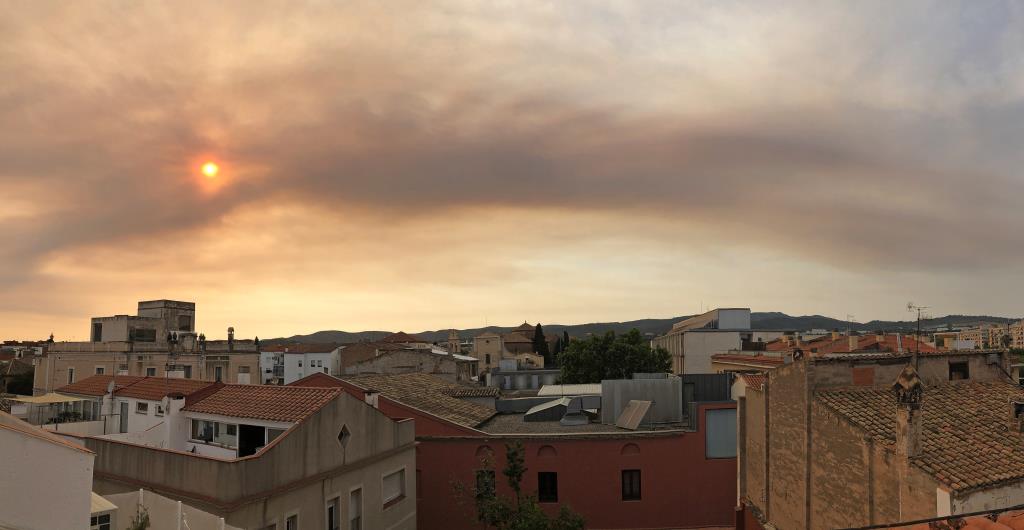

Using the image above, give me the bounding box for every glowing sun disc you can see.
[201,162,219,178]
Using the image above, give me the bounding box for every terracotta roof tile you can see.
[114,378,214,401]
[341,373,495,428]
[817,380,1024,492]
[740,373,767,391]
[288,372,344,388]
[182,385,342,423]
[57,375,146,397]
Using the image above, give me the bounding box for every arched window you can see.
[475,445,494,459]
[621,443,640,456]
[537,445,557,458]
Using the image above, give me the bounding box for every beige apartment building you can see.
[32,299,260,394]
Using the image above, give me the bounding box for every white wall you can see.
[717,309,751,330]
[954,481,1024,514]
[0,427,94,530]
[105,489,242,530]
[119,397,167,433]
[682,331,743,373]
[283,352,336,384]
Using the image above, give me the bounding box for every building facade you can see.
[651,308,787,374]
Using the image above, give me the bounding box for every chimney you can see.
[364,390,380,409]
[227,327,235,352]
[876,332,885,342]
[1010,401,1024,433]
[831,331,840,340]
[848,334,858,352]
[892,365,923,458]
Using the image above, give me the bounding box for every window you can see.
[178,315,192,331]
[214,365,223,381]
[90,513,111,530]
[285,515,298,530]
[118,363,128,373]
[92,322,103,342]
[146,367,156,377]
[183,365,193,378]
[212,422,237,447]
[136,402,149,414]
[382,468,406,507]
[323,367,329,374]
[475,469,495,500]
[949,361,969,381]
[155,404,165,416]
[239,365,251,374]
[485,354,491,364]
[538,472,558,503]
[327,497,340,530]
[191,419,215,442]
[131,328,157,342]
[349,488,362,530]
[95,366,105,375]
[298,360,303,367]
[705,408,738,458]
[621,470,641,500]
[67,368,75,384]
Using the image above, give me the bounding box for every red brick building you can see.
[291,372,737,529]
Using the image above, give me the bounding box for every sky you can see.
[3,1,1024,340]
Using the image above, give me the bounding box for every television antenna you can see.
[907,302,930,366]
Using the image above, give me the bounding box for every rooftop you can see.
[338,373,497,428]
[182,384,342,423]
[57,375,147,397]
[261,342,344,354]
[738,373,766,391]
[817,380,1024,493]
[113,377,213,401]
[711,353,787,368]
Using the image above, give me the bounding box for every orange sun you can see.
[201,162,219,178]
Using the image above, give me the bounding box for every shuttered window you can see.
[382,469,405,506]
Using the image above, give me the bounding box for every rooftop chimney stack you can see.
[848,334,858,352]
[892,365,924,458]
[227,326,235,352]
[1011,401,1024,433]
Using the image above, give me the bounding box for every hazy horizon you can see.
[4,2,1024,339]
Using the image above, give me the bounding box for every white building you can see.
[260,343,342,385]
[651,308,787,374]
[0,411,114,530]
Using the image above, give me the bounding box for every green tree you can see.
[461,442,585,530]
[557,328,670,384]
[533,324,551,367]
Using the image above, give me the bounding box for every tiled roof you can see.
[900,510,1024,529]
[711,353,787,367]
[262,342,344,354]
[57,375,146,397]
[288,372,344,388]
[441,386,501,398]
[341,373,496,428]
[501,332,533,344]
[766,334,938,355]
[382,331,427,343]
[114,378,214,401]
[182,385,342,423]
[339,341,406,367]
[739,373,767,390]
[817,381,1024,492]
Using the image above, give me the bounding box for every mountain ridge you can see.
[262,312,1020,345]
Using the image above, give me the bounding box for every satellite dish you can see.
[106,380,116,394]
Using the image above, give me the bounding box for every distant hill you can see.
[263,312,1020,345]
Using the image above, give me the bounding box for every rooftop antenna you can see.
[907,302,929,368]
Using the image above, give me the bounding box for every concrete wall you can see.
[0,426,94,530]
[601,377,684,425]
[106,489,241,530]
[87,392,416,529]
[682,332,742,374]
[718,309,752,329]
